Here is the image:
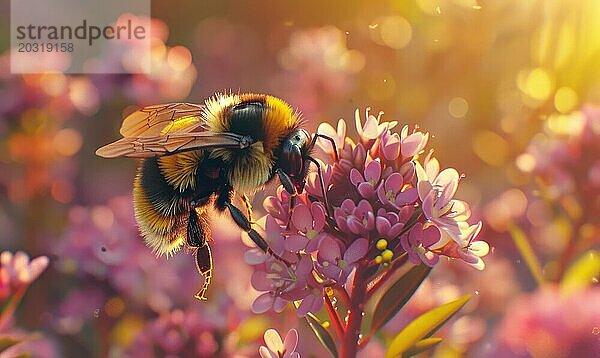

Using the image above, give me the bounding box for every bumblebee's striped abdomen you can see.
[133,152,202,256]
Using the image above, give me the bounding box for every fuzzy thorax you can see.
[211,141,273,193]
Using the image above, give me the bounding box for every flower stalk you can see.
[246,108,489,356]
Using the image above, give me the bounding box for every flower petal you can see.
[364,160,381,182]
[361,116,380,140]
[346,217,363,235]
[251,271,274,291]
[244,249,268,265]
[350,168,364,186]
[264,329,284,353]
[383,133,401,161]
[311,203,326,232]
[401,132,427,157]
[252,293,275,314]
[259,346,277,358]
[420,251,439,267]
[376,216,391,236]
[385,173,404,192]
[317,237,341,262]
[273,297,288,312]
[357,183,376,198]
[283,329,299,354]
[422,225,442,247]
[285,235,309,252]
[395,187,418,206]
[343,238,368,263]
[298,293,324,317]
[469,240,490,257]
[291,204,312,233]
[434,168,459,207]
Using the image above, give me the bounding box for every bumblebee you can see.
[96,93,335,300]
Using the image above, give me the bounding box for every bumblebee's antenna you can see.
[306,156,334,220]
[310,133,339,162]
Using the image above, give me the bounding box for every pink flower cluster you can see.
[126,306,249,357]
[246,108,488,316]
[497,286,600,357]
[54,196,198,312]
[0,251,49,300]
[520,105,600,208]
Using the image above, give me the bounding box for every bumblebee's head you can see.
[277,129,312,193]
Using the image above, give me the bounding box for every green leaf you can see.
[385,295,471,358]
[0,336,22,353]
[305,312,339,358]
[370,264,431,334]
[561,250,600,295]
[508,224,544,286]
[402,337,443,357]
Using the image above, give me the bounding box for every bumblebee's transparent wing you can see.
[96,132,250,158]
[96,102,252,158]
[119,102,207,138]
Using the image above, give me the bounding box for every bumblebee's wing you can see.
[96,132,250,158]
[119,102,207,138]
[96,102,251,158]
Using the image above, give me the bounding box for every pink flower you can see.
[438,222,488,270]
[400,223,441,266]
[417,163,471,241]
[316,118,346,160]
[400,125,429,157]
[264,186,295,225]
[375,207,413,239]
[377,173,419,209]
[334,199,375,235]
[350,159,382,199]
[128,305,245,357]
[295,281,325,317]
[285,202,328,252]
[355,108,397,145]
[316,236,368,283]
[252,291,290,314]
[0,251,49,291]
[379,131,402,161]
[497,286,600,357]
[305,160,333,198]
[259,328,300,358]
[244,215,289,265]
[251,255,313,314]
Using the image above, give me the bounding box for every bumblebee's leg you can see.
[240,194,253,223]
[187,209,213,300]
[194,244,213,301]
[275,168,298,226]
[224,200,290,265]
[187,209,206,247]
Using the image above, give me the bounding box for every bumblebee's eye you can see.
[279,130,308,179]
[289,145,303,176]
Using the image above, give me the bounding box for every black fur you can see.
[228,101,265,142]
[140,157,189,216]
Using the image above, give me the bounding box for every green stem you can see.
[508,224,545,286]
[0,286,27,330]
